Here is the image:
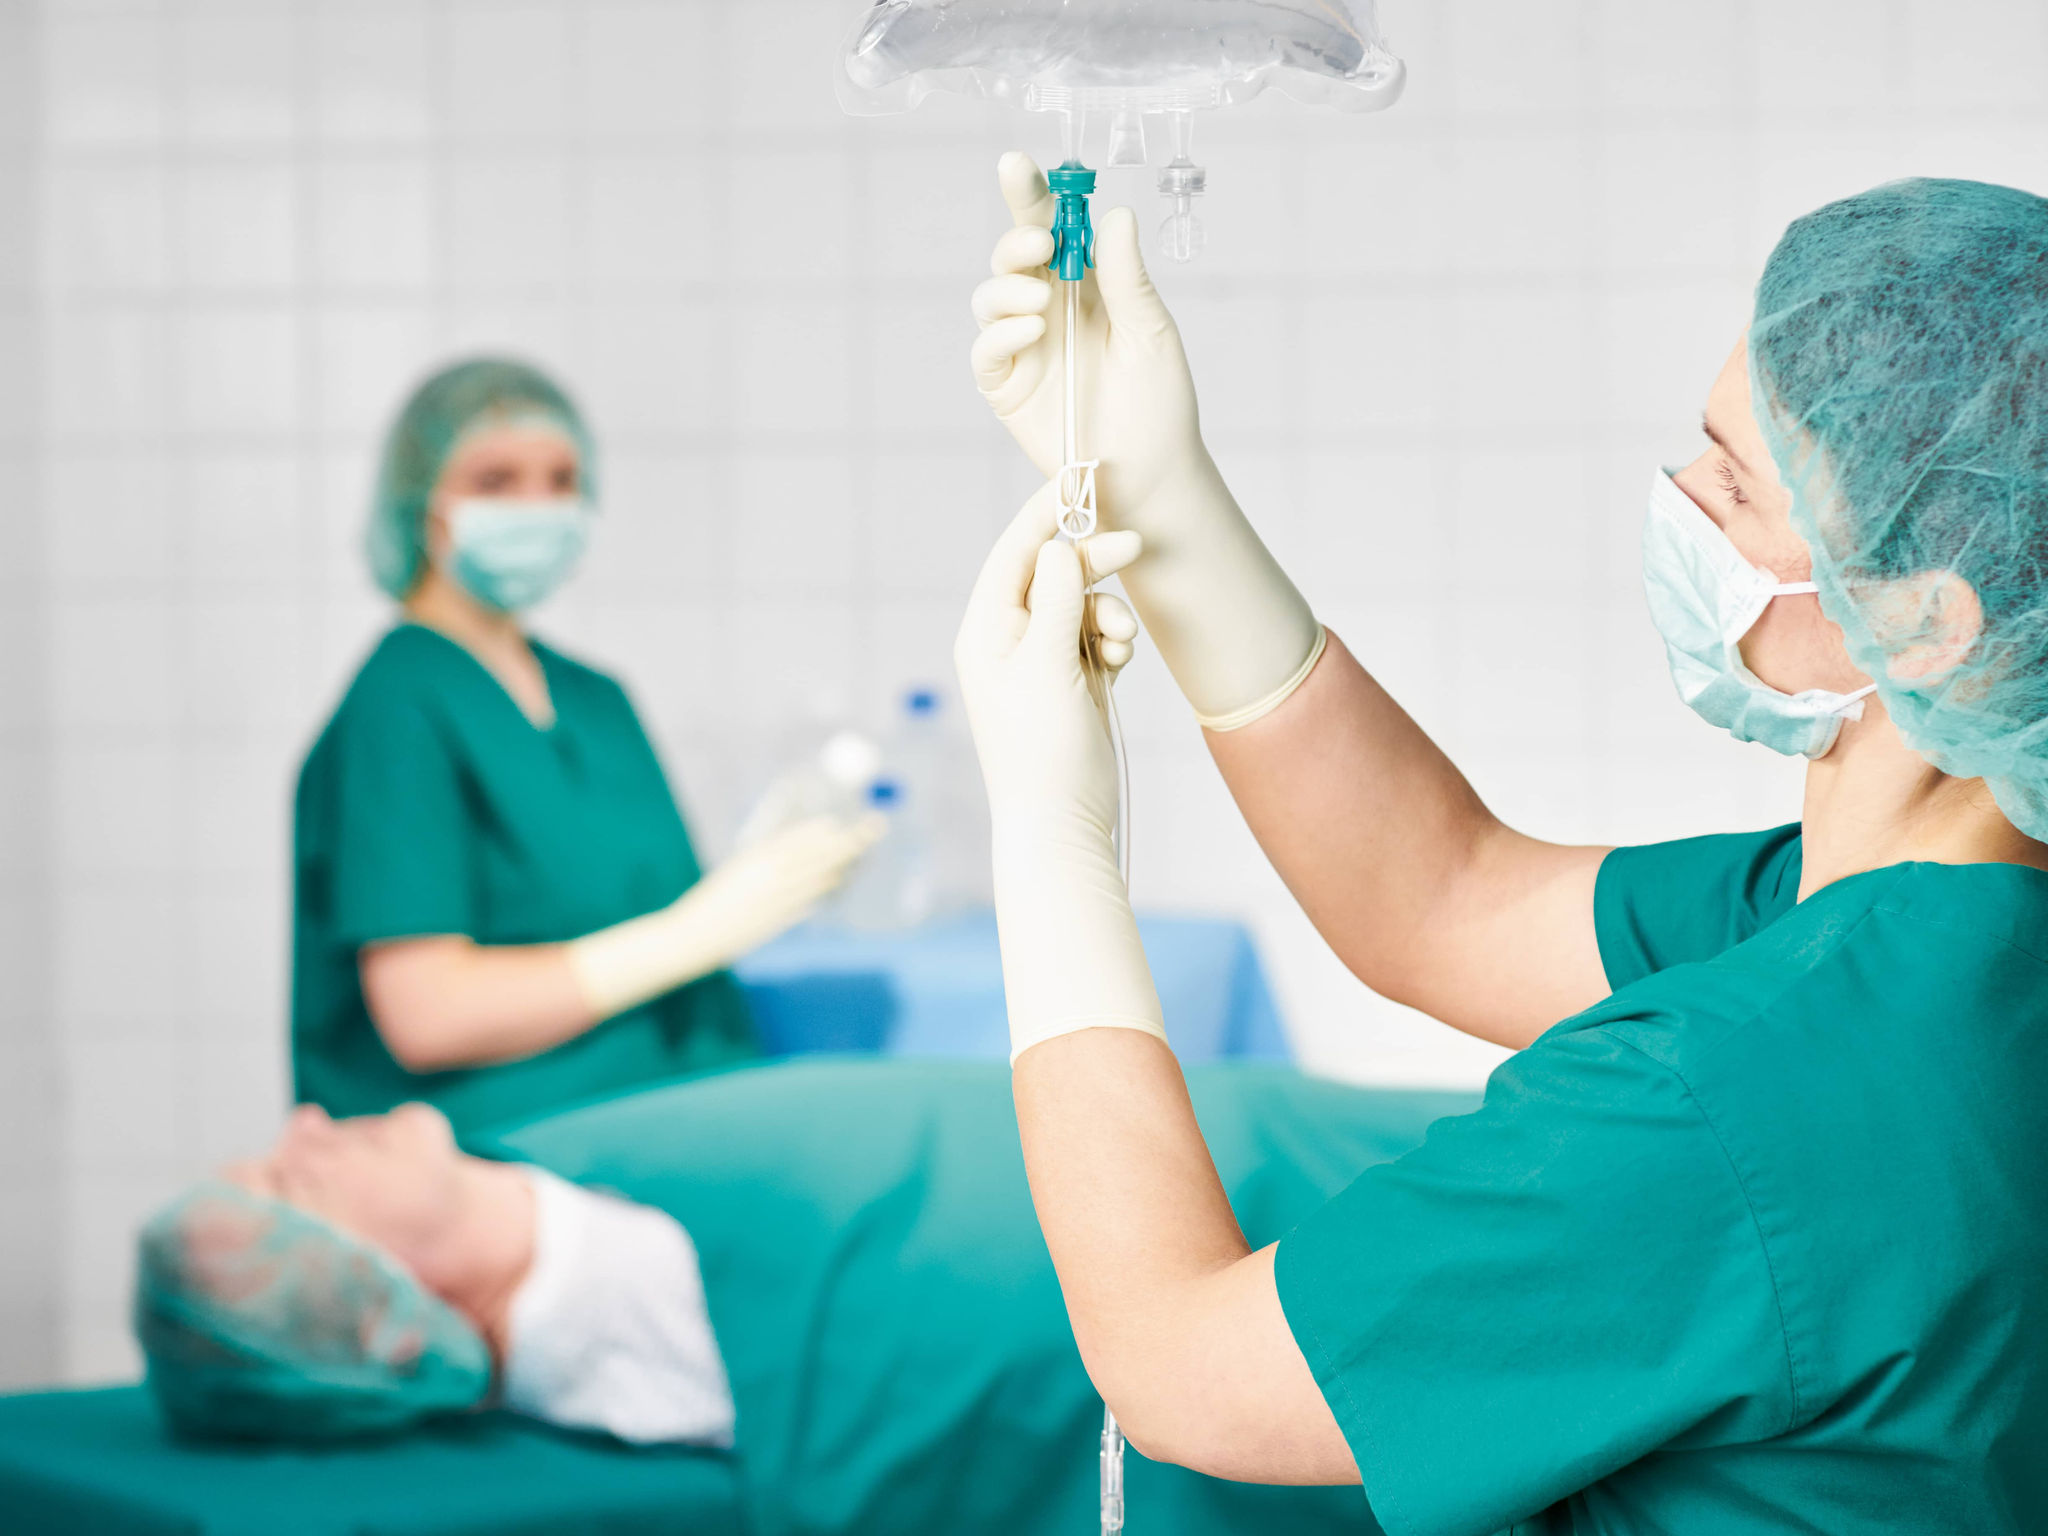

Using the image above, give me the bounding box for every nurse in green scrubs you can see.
[956,174,2048,1530]
[294,358,876,1135]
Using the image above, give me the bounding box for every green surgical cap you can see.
[367,356,597,600]
[1751,178,2048,838]
[134,1180,492,1442]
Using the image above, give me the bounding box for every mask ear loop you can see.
[1763,579,1879,716]
[1761,576,1882,739]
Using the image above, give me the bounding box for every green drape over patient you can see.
[484,1058,1466,1536]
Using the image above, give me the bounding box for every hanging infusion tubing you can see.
[1045,135,1129,1536]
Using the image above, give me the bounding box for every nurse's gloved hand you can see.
[970,153,1324,732]
[971,153,1202,524]
[955,483,1166,1061]
[569,815,883,1022]
[955,481,1140,833]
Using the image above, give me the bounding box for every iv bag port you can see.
[1106,110,1147,168]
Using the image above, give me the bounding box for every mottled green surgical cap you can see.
[1750,178,2048,837]
[366,356,597,600]
[134,1180,492,1442]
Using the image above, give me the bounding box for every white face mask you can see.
[444,497,591,613]
[1642,468,1876,760]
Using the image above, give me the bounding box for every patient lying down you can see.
[131,1058,1435,1534]
[137,1101,731,1446]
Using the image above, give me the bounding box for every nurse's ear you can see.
[421,499,457,571]
[1860,569,1984,684]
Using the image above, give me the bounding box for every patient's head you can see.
[135,1103,503,1442]
[223,1102,466,1286]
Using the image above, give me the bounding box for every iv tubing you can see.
[1048,140,1128,1536]
[1055,183,1129,1536]
[1064,278,1080,515]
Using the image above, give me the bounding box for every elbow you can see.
[360,977,470,1074]
[1099,1371,1339,1487]
[370,1008,465,1074]
[1098,1387,1213,1477]
[1103,1401,1178,1468]
[359,939,484,1074]
[1081,1349,1211,1476]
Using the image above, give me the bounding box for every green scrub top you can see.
[1277,825,2048,1536]
[292,624,758,1135]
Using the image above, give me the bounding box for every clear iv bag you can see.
[837,0,1405,117]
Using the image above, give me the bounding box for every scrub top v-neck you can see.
[1277,825,2048,1535]
[293,624,758,1134]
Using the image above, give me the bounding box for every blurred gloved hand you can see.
[955,482,1164,1061]
[970,153,1325,731]
[569,815,883,1020]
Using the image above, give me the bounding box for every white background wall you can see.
[2,0,2044,1384]
[0,0,60,1389]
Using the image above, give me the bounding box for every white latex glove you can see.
[971,155,1203,520]
[568,815,883,1020]
[955,482,1164,1061]
[970,152,1325,730]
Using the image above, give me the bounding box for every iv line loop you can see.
[1059,458,1100,540]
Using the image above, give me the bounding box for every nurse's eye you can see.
[472,465,517,493]
[1717,459,1749,507]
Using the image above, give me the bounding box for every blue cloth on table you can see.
[0,1387,743,1536]
[734,909,1288,1061]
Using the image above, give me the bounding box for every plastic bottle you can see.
[734,728,882,850]
[834,776,934,930]
[896,688,944,844]
[892,686,991,917]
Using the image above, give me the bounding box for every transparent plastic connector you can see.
[1100,1406,1126,1535]
[1106,108,1148,168]
[1156,111,1207,263]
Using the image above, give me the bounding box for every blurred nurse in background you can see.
[294,358,878,1134]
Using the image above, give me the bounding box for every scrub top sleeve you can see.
[1275,1027,1793,1536]
[327,693,478,946]
[1594,824,1803,990]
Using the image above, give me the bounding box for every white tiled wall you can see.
[7,0,2047,1384]
[0,0,62,1391]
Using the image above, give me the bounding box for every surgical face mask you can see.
[1642,469,1875,760]
[445,497,591,613]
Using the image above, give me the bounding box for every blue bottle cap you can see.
[868,778,901,807]
[906,689,938,715]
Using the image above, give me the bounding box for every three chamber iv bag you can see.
[839,0,1404,262]
[837,4,1404,1532]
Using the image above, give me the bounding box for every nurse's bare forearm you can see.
[1012,1030,1357,1484]
[1205,631,1609,1048]
[359,937,598,1072]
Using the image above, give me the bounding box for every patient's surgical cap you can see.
[134,1181,492,1441]
[1750,178,2048,837]
[366,356,597,599]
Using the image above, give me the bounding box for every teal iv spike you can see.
[1047,162,1097,282]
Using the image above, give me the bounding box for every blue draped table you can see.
[735,909,1290,1063]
